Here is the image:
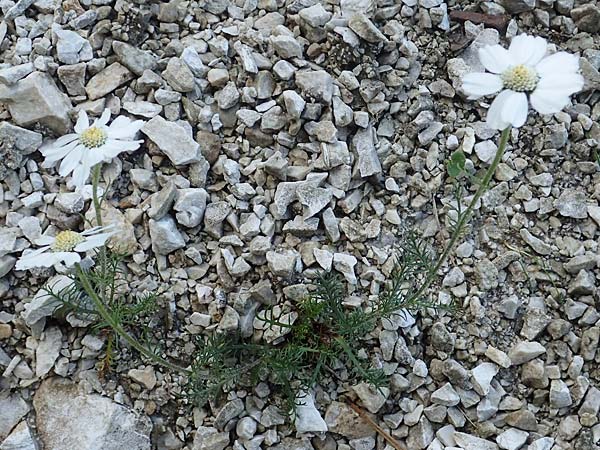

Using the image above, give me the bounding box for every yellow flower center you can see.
[79,126,107,148]
[501,64,538,92]
[52,230,85,252]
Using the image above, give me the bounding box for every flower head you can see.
[15,226,115,271]
[462,34,584,130]
[40,109,145,188]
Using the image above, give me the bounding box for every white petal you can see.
[97,109,112,126]
[536,52,580,77]
[74,110,90,133]
[55,252,82,267]
[508,34,547,66]
[82,225,116,236]
[35,235,55,245]
[462,73,503,99]
[71,157,93,188]
[16,249,60,270]
[42,141,82,167]
[107,117,145,139]
[58,146,84,176]
[74,232,114,252]
[98,139,142,160]
[500,91,528,128]
[478,45,514,74]
[486,90,513,131]
[52,133,79,148]
[536,73,585,97]
[530,90,571,115]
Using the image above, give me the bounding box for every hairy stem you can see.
[92,164,103,227]
[75,264,191,374]
[412,127,511,302]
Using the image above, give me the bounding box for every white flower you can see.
[462,34,584,130]
[40,109,145,188]
[15,226,115,271]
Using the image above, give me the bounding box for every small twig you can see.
[347,403,407,450]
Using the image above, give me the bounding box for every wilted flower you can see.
[40,109,144,188]
[15,226,115,271]
[462,34,584,130]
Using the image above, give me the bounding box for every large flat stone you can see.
[85,62,133,100]
[142,115,201,165]
[33,378,151,450]
[0,72,72,134]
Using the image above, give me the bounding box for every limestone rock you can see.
[33,378,151,450]
[142,116,201,165]
[0,72,72,134]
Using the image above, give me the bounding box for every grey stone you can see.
[122,101,162,118]
[54,27,92,64]
[0,421,37,450]
[431,383,460,406]
[216,82,239,109]
[271,34,303,59]
[0,122,42,155]
[128,367,157,390]
[214,399,244,430]
[501,0,534,13]
[55,192,84,214]
[85,62,133,101]
[57,63,87,96]
[113,41,157,76]
[352,383,389,414]
[555,189,588,219]
[295,70,333,103]
[266,250,301,278]
[193,427,229,450]
[142,116,201,165]
[149,215,185,255]
[22,276,71,327]
[0,63,34,85]
[496,428,528,450]
[568,270,596,296]
[235,417,257,440]
[4,0,36,20]
[520,229,552,255]
[148,182,177,220]
[35,326,62,377]
[163,58,195,92]
[509,342,546,365]
[550,380,572,408]
[454,432,498,450]
[527,438,554,450]
[348,13,387,43]
[294,391,327,433]
[333,252,358,284]
[0,72,72,134]
[282,90,306,119]
[572,4,600,33]
[34,378,151,450]
[203,202,231,238]
[352,126,382,177]
[174,188,207,228]
[0,395,30,441]
[232,42,258,74]
[299,4,331,27]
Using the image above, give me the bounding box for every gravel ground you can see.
[1,0,600,449]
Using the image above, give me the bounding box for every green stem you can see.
[76,264,191,374]
[412,127,511,302]
[92,164,103,227]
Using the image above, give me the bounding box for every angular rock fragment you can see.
[85,62,133,100]
[0,72,72,134]
[142,116,201,165]
[33,378,151,450]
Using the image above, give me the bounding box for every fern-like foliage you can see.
[188,231,449,413]
[46,251,161,373]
